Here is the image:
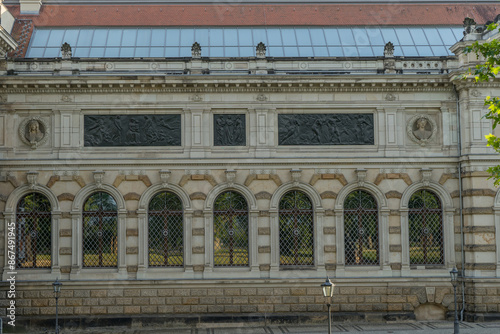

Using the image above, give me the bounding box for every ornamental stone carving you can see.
[407,114,437,146]
[384,41,394,57]
[19,117,50,149]
[278,114,374,145]
[191,42,201,58]
[256,42,266,58]
[61,42,72,59]
[84,115,181,147]
[214,114,246,146]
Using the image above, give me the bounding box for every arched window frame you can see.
[3,184,61,280]
[213,191,249,267]
[270,181,325,277]
[15,193,52,269]
[335,181,390,276]
[343,190,380,267]
[400,182,455,275]
[72,183,127,278]
[204,183,258,277]
[278,190,315,268]
[407,189,444,266]
[82,192,119,269]
[137,183,192,278]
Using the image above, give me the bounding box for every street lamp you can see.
[450,267,460,334]
[52,278,62,334]
[321,277,335,334]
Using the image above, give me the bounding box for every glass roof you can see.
[26,27,463,58]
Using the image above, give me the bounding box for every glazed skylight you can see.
[26,26,463,58]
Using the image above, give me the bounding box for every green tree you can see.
[466,21,500,184]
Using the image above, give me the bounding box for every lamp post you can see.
[450,267,460,334]
[52,278,62,334]
[321,277,335,334]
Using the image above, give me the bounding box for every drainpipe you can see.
[453,84,466,321]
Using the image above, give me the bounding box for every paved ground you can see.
[17,321,500,334]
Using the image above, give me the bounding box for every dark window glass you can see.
[279,191,314,267]
[16,193,52,268]
[213,191,249,267]
[148,192,184,267]
[82,192,118,268]
[344,190,379,266]
[408,190,444,265]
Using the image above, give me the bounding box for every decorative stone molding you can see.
[320,191,338,199]
[124,193,141,201]
[385,93,397,101]
[93,171,105,189]
[160,170,171,188]
[256,94,268,101]
[470,89,481,97]
[374,173,412,186]
[290,169,302,186]
[26,171,39,189]
[47,175,60,188]
[385,191,402,199]
[61,95,73,102]
[191,94,203,102]
[407,114,437,146]
[255,191,272,200]
[19,116,50,149]
[225,170,236,186]
[190,192,207,200]
[58,193,75,201]
[355,169,367,187]
[420,168,433,187]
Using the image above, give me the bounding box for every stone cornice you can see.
[0,75,455,93]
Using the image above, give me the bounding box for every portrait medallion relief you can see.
[19,117,50,149]
[407,114,437,146]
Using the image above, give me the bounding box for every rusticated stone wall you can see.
[1,280,467,320]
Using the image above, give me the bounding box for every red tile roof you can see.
[6,4,498,27]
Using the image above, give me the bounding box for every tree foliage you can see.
[467,22,500,185]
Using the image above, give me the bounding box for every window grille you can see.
[279,190,314,266]
[16,193,51,268]
[148,192,184,267]
[408,190,444,265]
[82,192,118,268]
[213,191,249,267]
[344,190,379,266]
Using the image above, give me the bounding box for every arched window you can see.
[148,191,184,267]
[82,192,118,268]
[344,190,379,266]
[408,190,444,265]
[15,193,52,268]
[213,191,249,267]
[279,190,314,266]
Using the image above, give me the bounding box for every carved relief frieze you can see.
[19,116,50,149]
[214,114,246,146]
[406,114,437,146]
[278,114,374,145]
[84,114,181,147]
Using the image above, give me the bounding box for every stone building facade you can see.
[1,0,500,328]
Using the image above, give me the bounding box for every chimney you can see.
[20,0,42,15]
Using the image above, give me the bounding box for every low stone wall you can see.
[0,278,475,327]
